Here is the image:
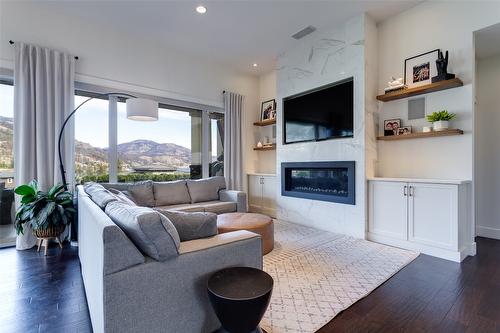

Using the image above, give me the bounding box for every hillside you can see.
[0,116,193,176]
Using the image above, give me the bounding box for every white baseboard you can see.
[476,226,500,240]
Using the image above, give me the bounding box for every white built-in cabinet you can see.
[248,174,276,218]
[368,178,475,262]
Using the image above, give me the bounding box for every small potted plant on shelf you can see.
[426,110,456,131]
[15,180,75,252]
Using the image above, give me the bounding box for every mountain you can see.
[115,140,191,167]
[0,116,193,175]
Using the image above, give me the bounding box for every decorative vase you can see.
[433,120,449,131]
[33,224,66,238]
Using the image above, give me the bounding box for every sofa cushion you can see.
[201,201,237,214]
[128,180,155,207]
[105,201,180,261]
[155,203,206,213]
[83,182,118,209]
[153,180,191,206]
[155,209,217,242]
[185,176,226,203]
[109,188,137,206]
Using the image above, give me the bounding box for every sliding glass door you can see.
[74,90,223,184]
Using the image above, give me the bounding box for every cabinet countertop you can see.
[247,173,276,177]
[368,177,471,185]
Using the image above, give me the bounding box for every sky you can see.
[0,86,219,154]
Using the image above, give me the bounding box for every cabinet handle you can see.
[260,177,264,185]
[403,186,407,196]
[409,186,414,197]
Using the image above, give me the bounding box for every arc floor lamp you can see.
[58,93,158,190]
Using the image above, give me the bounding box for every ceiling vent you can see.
[292,26,316,40]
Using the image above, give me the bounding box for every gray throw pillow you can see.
[109,188,137,206]
[185,176,226,203]
[128,180,155,207]
[83,182,118,209]
[105,201,180,261]
[155,209,217,242]
[153,180,191,206]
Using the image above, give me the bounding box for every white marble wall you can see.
[275,15,372,238]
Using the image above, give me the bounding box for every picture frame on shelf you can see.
[397,126,412,135]
[404,49,440,89]
[261,99,276,121]
[384,118,401,136]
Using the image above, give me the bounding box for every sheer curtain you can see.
[14,42,75,250]
[223,91,244,190]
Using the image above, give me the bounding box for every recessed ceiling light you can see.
[196,5,207,14]
[253,63,258,67]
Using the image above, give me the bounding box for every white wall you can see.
[376,1,500,181]
[475,55,500,240]
[0,0,260,189]
[275,14,375,238]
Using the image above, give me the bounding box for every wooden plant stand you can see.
[36,236,63,256]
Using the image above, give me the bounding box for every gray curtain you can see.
[14,43,75,250]
[223,92,244,190]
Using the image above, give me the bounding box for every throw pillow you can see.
[128,180,155,207]
[185,176,226,203]
[105,201,180,261]
[83,182,118,209]
[109,188,137,206]
[153,180,191,206]
[155,209,217,242]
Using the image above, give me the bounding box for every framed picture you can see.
[261,99,276,121]
[404,49,440,89]
[397,126,412,135]
[384,119,401,136]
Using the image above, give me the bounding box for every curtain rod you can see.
[9,40,79,60]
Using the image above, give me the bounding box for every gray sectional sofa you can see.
[101,176,247,214]
[77,177,262,333]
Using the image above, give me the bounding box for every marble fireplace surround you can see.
[275,14,377,239]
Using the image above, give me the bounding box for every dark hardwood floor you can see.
[0,237,499,333]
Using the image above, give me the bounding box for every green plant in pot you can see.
[426,110,456,132]
[15,180,75,240]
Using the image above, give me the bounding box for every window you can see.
[74,95,109,183]
[116,102,202,182]
[0,83,14,189]
[209,112,224,177]
[73,89,222,184]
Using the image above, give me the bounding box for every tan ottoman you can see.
[217,213,274,255]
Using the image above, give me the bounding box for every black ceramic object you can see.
[208,267,273,333]
[432,50,455,83]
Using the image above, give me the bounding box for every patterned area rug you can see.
[261,220,419,333]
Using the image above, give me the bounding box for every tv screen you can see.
[283,78,353,144]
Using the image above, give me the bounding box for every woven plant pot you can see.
[33,224,66,238]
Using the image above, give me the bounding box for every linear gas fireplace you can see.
[281,161,355,205]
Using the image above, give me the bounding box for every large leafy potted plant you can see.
[15,180,75,238]
[426,110,456,131]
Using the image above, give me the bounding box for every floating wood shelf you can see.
[253,144,276,151]
[376,78,463,102]
[253,119,276,126]
[377,129,464,141]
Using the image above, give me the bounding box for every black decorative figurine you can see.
[432,50,455,83]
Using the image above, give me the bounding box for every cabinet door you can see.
[262,176,277,217]
[408,183,458,250]
[369,181,408,240]
[248,175,263,212]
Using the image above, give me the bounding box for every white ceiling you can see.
[475,22,500,59]
[38,0,422,75]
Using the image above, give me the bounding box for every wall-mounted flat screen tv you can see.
[283,77,353,144]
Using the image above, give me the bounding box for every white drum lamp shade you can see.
[126,98,158,121]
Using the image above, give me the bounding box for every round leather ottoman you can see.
[217,213,274,255]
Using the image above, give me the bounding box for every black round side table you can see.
[208,267,273,333]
